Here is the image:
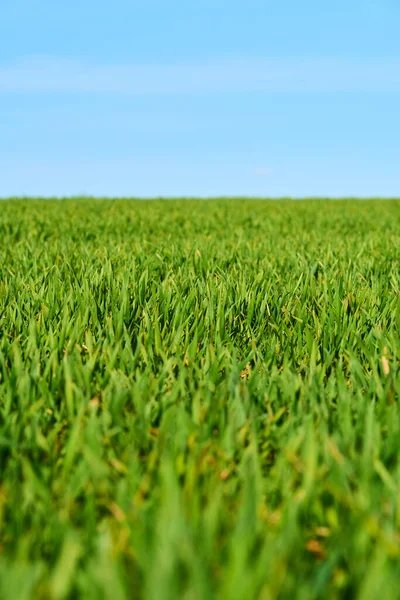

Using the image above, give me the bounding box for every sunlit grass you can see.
[1,198,400,599]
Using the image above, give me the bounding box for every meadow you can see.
[1,198,400,599]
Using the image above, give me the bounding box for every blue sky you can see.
[1,0,399,197]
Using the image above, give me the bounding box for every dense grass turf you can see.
[1,198,400,599]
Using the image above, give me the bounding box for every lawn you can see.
[1,198,400,599]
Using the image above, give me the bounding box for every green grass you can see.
[1,198,400,599]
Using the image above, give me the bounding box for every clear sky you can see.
[1,0,399,197]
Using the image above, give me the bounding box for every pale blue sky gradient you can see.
[1,0,399,197]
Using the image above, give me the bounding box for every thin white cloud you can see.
[0,56,400,94]
[253,167,272,177]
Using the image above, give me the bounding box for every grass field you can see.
[1,198,400,599]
